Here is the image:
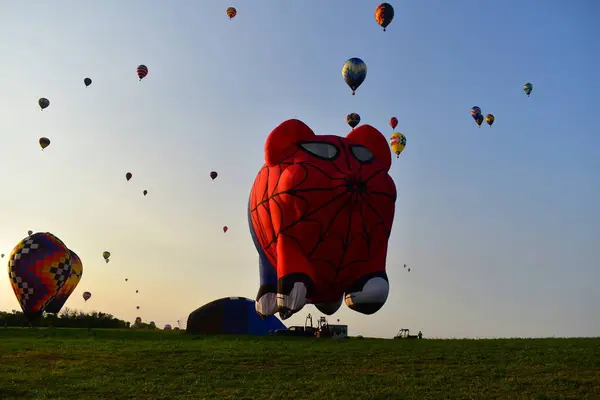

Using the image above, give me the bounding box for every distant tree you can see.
[0,308,130,329]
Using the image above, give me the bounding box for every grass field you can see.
[0,329,598,399]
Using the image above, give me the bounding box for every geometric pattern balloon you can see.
[44,249,82,314]
[7,232,72,320]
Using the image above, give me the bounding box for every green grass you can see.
[0,329,598,399]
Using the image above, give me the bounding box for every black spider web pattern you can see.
[250,139,397,288]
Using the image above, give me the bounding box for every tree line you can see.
[0,308,164,329]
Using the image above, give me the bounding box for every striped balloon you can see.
[137,64,148,80]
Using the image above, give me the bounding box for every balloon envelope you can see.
[342,58,367,95]
[7,232,72,320]
[44,249,83,314]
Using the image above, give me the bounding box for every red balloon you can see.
[223,226,228,233]
[389,117,398,130]
[137,65,148,80]
[248,119,397,320]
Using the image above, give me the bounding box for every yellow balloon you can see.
[390,132,406,158]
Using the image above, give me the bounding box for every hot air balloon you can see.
[470,106,482,120]
[102,251,110,263]
[485,114,495,127]
[223,226,228,233]
[137,65,148,80]
[136,289,139,293]
[143,190,148,196]
[44,249,84,314]
[210,171,218,180]
[375,3,395,31]
[39,137,50,150]
[226,7,237,19]
[126,172,132,181]
[136,306,140,310]
[249,119,397,320]
[389,117,398,130]
[1,254,4,258]
[125,278,128,282]
[38,98,50,110]
[164,324,172,330]
[7,232,72,321]
[83,291,91,302]
[390,132,406,158]
[84,78,92,87]
[28,230,33,236]
[476,114,484,127]
[346,113,361,129]
[523,82,533,96]
[342,58,367,95]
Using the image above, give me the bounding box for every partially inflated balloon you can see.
[375,3,395,31]
[346,113,361,129]
[84,78,92,87]
[7,232,72,321]
[38,98,50,110]
[249,119,396,320]
[342,58,367,95]
[126,172,132,181]
[389,117,398,130]
[210,171,218,180]
[39,137,50,150]
[44,249,83,314]
[226,7,237,19]
[137,65,148,80]
[83,291,91,302]
[103,251,110,263]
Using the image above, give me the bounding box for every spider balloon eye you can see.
[299,142,339,159]
[350,145,374,163]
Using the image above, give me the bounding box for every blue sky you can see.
[0,0,598,338]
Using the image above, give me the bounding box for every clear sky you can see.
[0,0,598,338]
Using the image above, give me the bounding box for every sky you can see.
[0,0,598,339]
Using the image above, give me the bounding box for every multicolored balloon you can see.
[39,137,50,150]
[83,291,91,302]
[102,251,111,263]
[44,249,83,314]
[84,78,92,87]
[342,58,367,95]
[375,3,395,31]
[470,106,482,120]
[7,232,72,321]
[226,7,237,19]
[390,132,406,158]
[485,114,495,127]
[389,117,398,130]
[38,98,50,110]
[137,65,148,80]
[346,113,361,129]
[523,82,533,96]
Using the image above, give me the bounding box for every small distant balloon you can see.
[28,230,33,236]
[83,291,91,302]
[342,58,367,95]
[39,137,51,150]
[125,278,128,282]
[375,3,395,31]
[136,306,140,310]
[485,114,495,127]
[143,190,148,196]
[136,289,139,293]
[84,78,92,87]
[137,65,148,81]
[223,226,228,233]
[390,132,406,158]
[226,7,237,19]
[346,113,361,129]
[389,117,398,130]
[102,251,111,263]
[475,114,484,127]
[38,98,50,110]
[126,172,132,181]
[523,82,533,96]
[210,171,218,180]
[470,106,482,120]
[1,254,4,258]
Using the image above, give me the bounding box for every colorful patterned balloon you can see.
[342,58,367,95]
[7,232,72,320]
[44,249,83,314]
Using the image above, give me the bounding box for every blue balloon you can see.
[342,58,367,95]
